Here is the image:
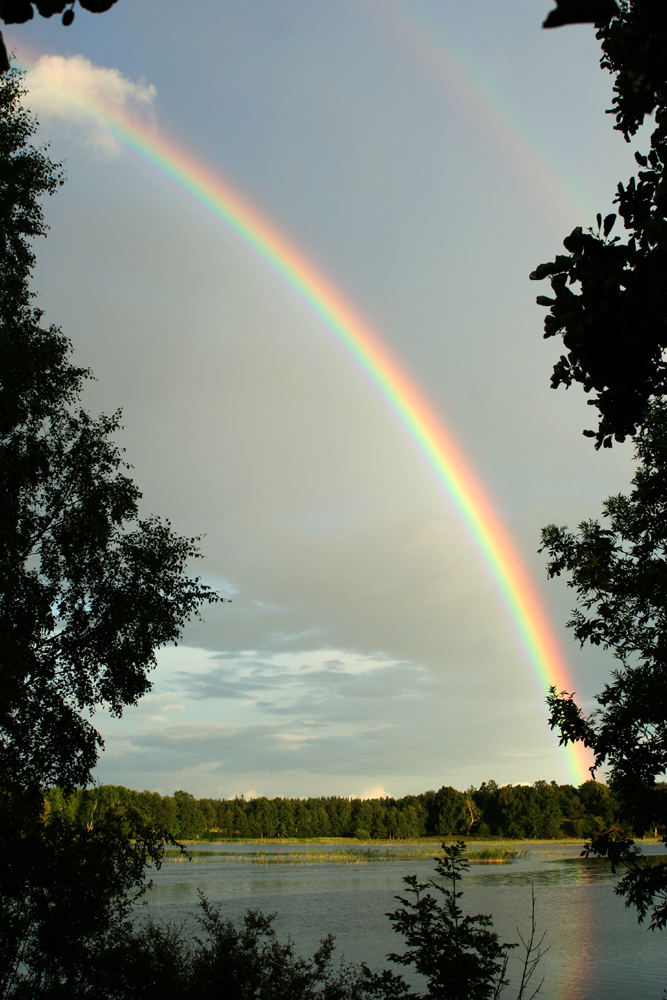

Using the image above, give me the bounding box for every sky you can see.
[6,1,641,800]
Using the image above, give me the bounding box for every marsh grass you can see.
[164,844,526,865]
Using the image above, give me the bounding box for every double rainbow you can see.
[20,52,592,785]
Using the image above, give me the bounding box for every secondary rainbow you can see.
[21,53,592,784]
[374,0,596,227]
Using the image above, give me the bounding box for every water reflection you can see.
[472,860,616,888]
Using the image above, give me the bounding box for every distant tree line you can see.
[41,779,664,842]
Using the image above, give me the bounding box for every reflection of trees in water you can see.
[467,859,615,889]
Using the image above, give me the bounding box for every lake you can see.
[139,841,666,999]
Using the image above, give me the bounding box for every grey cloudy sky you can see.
[8,1,638,799]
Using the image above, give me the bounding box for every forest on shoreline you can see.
[43,779,664,843]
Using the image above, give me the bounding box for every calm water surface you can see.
[140,842,666,999]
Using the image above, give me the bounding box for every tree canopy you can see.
[532,0,667,448]
[541,402,667,928]
[542,402,667,822]
[40,779,627,843]
[0,69,221,790]
[0,67,228,994]
[543,402,667,927]
[534,2,667,931]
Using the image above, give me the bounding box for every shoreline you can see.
[177,835,661,846]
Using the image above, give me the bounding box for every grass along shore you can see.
[164,841,528,865]
[163,836,664,866]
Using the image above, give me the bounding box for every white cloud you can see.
[359,785,390,800]
[24,54,157,156]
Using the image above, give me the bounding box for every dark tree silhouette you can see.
[534,0,667,935]
[532,1,667,448]
[0,68,221,791]
[543,0,619,29]
[387,842,513,1000]
[387,842,546,1000]
[0,66,225,995]
[0,788,169,998]
[0,1,119,73]
[542,400,667,928]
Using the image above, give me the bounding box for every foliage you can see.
[387,842,545,1000]
[0,0,117,21]
[42,779,626,842]
[0,2,119,72]
[534,0,667,936]
[531,1,667,448]
[0,65,224,998]
[0,69,221,790]
[542,1,619,29]
[97,894,410,1000]
[541,400,667,926]
[387,842,512,1000]
[542,403,667,815]
[0,785,170,999]
[1,811,411,1000]
[0,68,63,310]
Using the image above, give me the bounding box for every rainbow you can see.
[375,0,596,227]
[18,52,592,784]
